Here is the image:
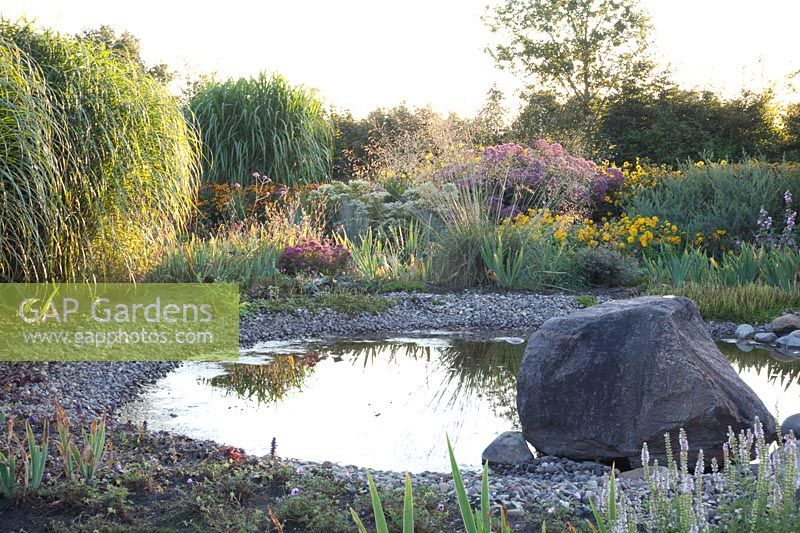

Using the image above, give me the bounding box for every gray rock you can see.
[481,431,535,465]
[781,413,800,437]
[775,335,800,349]
[754,332,777,344]
[770,314,800,336]
[735,341,753,352]
[735,324,755,340]
[517,296,775,469]
[619,465,668,480]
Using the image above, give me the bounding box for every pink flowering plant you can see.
[277,240,351,276]
[755,190,798,251]
[435,140,624,219]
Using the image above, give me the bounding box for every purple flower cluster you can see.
[436,140,624,217]
[754,190,798,250]
[278,241,351,276]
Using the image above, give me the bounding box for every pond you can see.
[119,335,800,473]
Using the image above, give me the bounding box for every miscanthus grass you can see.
[0,19,199,281]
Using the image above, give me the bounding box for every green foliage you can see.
[0,19,200,281]
[649,283,800,323]
[0,444,16,498]
[339,222,430,284]
[189,72,332,185]
[243,292,396,317]
[25,420,48,491]
[510,90,589,155]
[576,294,598,307]
[307,179,425,238]
[78,25,173,84]
[54,406,109,482]
[627,161,800,242]
[602,87,782,163]
[644,245,800,291]
[480,233,526,289]
[593,420,800,532]
[147,228,280,287]
[353,438,510,533]
[783,102,800,159]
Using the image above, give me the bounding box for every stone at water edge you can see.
[775,333,800,350]
[481,431,535,465]
[754,332,777,344]
[782,413,800,437]
[770,314,800,336]
[735,324,755,340]
[516,295,775,470]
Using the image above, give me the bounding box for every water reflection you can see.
[717,342,800,391]
[206,354,322,404]
[120,335,800,472]
[207,339,523,424]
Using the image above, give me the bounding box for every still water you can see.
[119,335,800,473]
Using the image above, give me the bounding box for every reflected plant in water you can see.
[208,354,321,405]
[717,343,800,391]
[435,340,524,424]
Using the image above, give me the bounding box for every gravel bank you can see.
[241,291,593,347]
[0,361,178,422]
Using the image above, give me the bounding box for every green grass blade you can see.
[403,472,414,533]
[350,508,368,533]
[447,435,478,533]
[366,470,389,533]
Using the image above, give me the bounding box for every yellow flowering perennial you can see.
[576,215,684,250]
[506,209,685,251]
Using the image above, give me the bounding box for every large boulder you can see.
[517,295,774,468]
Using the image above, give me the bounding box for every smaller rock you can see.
[735,324,755,340]
[481,431,535,465]
[754,332,777,344]
[775,335,800,349]
[781,413,800,437]
[770,314,800,336]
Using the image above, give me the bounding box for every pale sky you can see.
[2,0,799,117]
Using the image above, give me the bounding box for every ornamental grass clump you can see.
[188,73,333,186]
[0,20,200,281]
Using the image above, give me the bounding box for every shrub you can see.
[576,294,598,307]
[600,86,782,164]
[278,241,351,277]
[0,20,199,281]
[573,246,640,288]
[189,73,332,186]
